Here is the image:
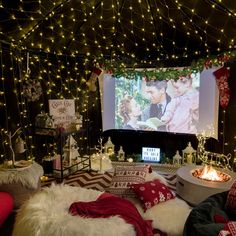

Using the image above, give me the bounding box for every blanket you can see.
[69,193,154,236]
[218,221,236,236]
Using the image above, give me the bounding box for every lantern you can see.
[118,146,125,161]
[172,150,182,165]
[182,142,196,165]
[104,137,115,156]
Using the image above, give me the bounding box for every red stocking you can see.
[86,67,102,92]
[213,67,230,109]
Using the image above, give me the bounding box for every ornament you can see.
[35,112,54,128]
[75,113,83,131]
[106,69,113,74]
[23,80,42,102]
[127,158,133,162]
[14,137,26,154]
[204,59,212,69]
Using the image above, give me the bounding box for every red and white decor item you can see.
[130,179,175,211]
[213,66,231,109]
[86,67,102,92]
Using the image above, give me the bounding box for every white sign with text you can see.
[142,147,161,162]
[49,99,75,127]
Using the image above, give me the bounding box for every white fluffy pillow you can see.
[145,171,168,185]
[129,195,191,236]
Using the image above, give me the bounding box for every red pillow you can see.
[0,192,14,226]
[225,180,236,214]
[130,179,175,211]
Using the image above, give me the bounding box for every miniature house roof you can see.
[173,151,182,160]
[182,142,196,154]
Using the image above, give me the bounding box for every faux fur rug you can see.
[13,172,191,236]
[0,162,43,189]
[13,184,136,236]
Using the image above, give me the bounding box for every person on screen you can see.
[119,94,141,130]
[160,76,199,133]
[141,78,171,131]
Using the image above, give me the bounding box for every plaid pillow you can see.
[106,165,149,197]
[225,180,236,214]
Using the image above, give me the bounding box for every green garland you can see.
[114,68,197,81]
[104,51,236,80]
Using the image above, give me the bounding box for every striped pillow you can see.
[106,165,149,197]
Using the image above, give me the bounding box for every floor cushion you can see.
[0,162,43,208]
[0,192,14,226]
[183,191,230,236]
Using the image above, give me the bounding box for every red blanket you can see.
[218,221,236,236]
[69,193,153,236]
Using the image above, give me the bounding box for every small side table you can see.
[0,162,43,208]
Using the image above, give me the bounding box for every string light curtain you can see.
[0,0,236,161]
[0,0,235,66]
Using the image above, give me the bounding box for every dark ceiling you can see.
[0,0,236,65]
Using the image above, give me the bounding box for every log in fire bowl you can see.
[176,165,236,206]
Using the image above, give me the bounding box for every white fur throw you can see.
[130,197,191,236]
[0,162,43,189]
[13,184,136,236]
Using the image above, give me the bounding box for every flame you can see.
[192,165,231,182]
[199,165,222,181]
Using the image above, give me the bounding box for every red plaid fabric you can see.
[218,221,236,236]
[225,180,236,214]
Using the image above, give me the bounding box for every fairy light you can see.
[0,0,235,160]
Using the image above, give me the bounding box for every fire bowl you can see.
[176,165,236,206]
[191,166,231,182]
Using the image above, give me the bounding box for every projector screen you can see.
[99,68,219,139]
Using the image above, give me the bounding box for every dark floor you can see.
[0,212,16,236]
